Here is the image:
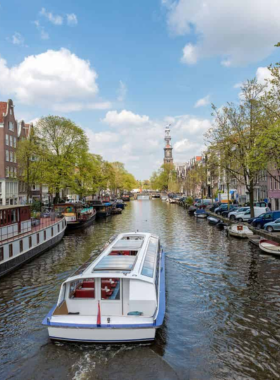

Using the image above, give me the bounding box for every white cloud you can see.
[102,110,149,127]
[88,110,210,179]
[40,8,63,25]
[181,43,198,65]
[163,0,280,66]
[194,95,210,108]
[117,81,127,102]
[174,138,204,153]
[67,13,78,26]
[256,67,272,85]
[34,20,49,40]
[0,48,110,112]
[11,32,25,46]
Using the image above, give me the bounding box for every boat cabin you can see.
[0,205,31,241]
[54,203,94,223]
[52,233,161,320]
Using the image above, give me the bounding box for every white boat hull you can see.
[48,326,156,342]
[259,241,280,256]
[195,213,207,218]
[228,225,253,238]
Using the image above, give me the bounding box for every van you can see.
[235,207,269,222]
[251,211,280,229]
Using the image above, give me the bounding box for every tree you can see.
[150,163,176,191]
[36,116,88,203]
[17,126,42,202]
[208,79,266,216]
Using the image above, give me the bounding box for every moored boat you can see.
[122,194,130,202]
[90,200,112,218]
[42,232,165,343]
[227,224,253,238]
[194,209,207,218]
[116,199,125,209]
[207,216,220,225]
[54,203,96,230]
[259,239,280,255]
[0,205,66,278]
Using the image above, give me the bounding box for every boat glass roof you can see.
[113,240,143,249]
[141,237,158,278]
[93,256,136,271]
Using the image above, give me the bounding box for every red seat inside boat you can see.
[101,289,113,298]
[74,288,95,298]
[102,280,116,288]
[109,250,131,255]
[82,281,95,288]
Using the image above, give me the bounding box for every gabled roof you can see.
[0,102,7,123]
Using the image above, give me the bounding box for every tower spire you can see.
[163,124,173,164]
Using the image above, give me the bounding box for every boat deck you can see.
[1,217,63,244]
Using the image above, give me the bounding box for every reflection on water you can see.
[1,200,280,379]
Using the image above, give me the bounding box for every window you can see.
[271,177,273,190]
[6,150,9,162]
[70,279,95,299]
[58,224,60,233]
[10,167,13,178]
[37,234,40,244]
[13,137,16,148]
[141,237,158,278]
[51,227,54,237]
[9,122,14,131]
[20,240,23,253]
[6,166,9,178]
[101,278,120,300]
[14,168,17,178]
[9,244,13,258]
[9,135,13,147]
[44,230,46,240]
[14,153,16,163]
[5,134,9,145]
[10,151,13,163]
[29,236,32,248]
[275,178,277,191]
[10,109,12,115]
[0,247,3,261]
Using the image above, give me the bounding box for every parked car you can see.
[236,207,269,222]
[264,218,280,232]
[215,204,235,215]
[221,206,240,217]
[228,207,249,220]
[252,211,280,229]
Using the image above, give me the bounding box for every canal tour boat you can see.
[0,205,66,278]
[54,203,96,230]
[42,232,165,343]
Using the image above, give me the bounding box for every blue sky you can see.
[0,0,279,179]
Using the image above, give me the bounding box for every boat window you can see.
[9,244,13,258]
[29,236,32,248]
[37,234,40,244]
[44,230,46,240]
[70,279,95,299]
[20,240,23,253]
[51,227,54,237]
[0,247,3,261]
[141,237,158,278]
[101,278,120,300]
[58,224,60,233]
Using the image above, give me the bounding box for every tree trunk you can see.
[249,179,254,218]
[227,181,230,210]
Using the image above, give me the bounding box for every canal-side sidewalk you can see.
[207,211,280,244]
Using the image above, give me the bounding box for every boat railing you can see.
[0,216,64,244]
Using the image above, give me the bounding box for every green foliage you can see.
[150,163,176,191]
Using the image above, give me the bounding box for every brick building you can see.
[0,100,19,205]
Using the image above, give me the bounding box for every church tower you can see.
[163,124,173,164]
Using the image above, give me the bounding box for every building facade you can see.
[268,170,280,210]
[0,100,19,205]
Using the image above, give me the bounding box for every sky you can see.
[0,0,279,179]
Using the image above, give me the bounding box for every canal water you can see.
[1,200,280,380]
